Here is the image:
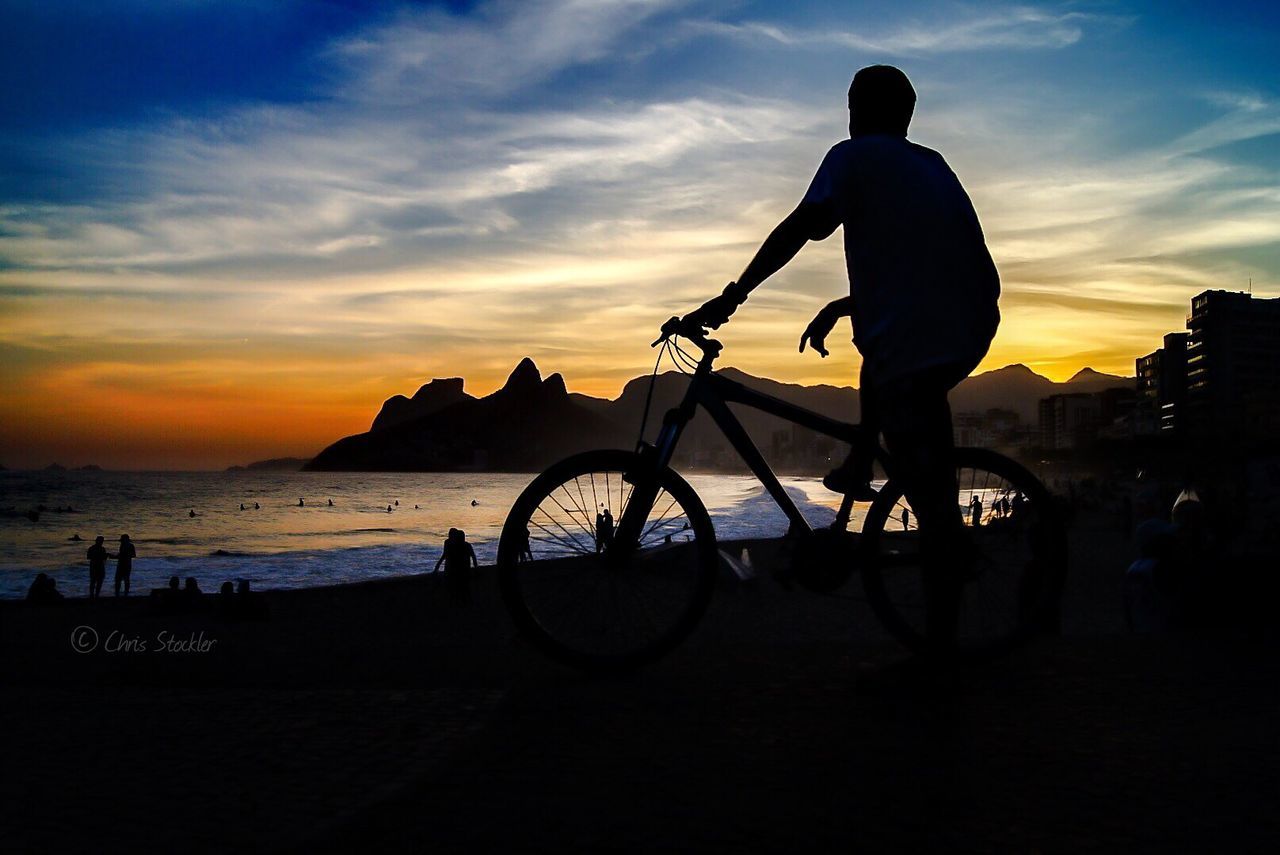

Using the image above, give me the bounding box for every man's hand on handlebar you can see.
[684,281,749,331]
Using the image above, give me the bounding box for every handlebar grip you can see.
[652,315,723,356]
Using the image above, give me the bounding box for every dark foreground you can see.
[2,514,1277,853]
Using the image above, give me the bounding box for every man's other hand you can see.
[799,306,839,357]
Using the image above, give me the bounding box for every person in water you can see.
[434,528,478,605]
[686,65,999,653]
[111,534,136,596]
[86,536,108,599]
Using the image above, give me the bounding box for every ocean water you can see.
[0,469,858,599]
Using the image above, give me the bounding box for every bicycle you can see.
[497,316,1068,672]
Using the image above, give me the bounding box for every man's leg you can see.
[823,363,880,498]
[876,367,967,655]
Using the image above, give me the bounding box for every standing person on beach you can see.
[86,536,108,599]
[111,534,137,596]
[434,528,478,605]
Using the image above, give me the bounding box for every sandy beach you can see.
[2,512,1278,853]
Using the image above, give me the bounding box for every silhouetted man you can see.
[687,65,999,653]
[87,536,108,599]
[112,534,137,596]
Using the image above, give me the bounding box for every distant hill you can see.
[227,457,312,472]
[307,360,1133,472]
[1065,367,1132,391]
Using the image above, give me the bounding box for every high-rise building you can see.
[1135,332,1189,436]
[1184,290,1280,444]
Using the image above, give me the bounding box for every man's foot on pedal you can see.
[822,466,878,501]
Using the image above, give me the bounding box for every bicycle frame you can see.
[636,342,884,539]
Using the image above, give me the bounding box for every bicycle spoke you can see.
[555,484,598,541]
[531,508,592,555]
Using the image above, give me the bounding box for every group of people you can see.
[965,492,1027,528]
[151,575,267,619]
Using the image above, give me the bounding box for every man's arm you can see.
[690,201,838,328]
[737,202,839,295]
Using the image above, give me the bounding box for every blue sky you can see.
[2,1,1278,467]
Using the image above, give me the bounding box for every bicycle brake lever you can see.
[652,316,682,347]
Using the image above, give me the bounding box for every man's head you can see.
[848,65,915,137]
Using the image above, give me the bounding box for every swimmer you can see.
[189,509,196,518]
[386,505,392,512]
[471,499,479,507]
[328,498,333,507]
[298,498,305,507]
[254,502,260,510]
[240,503,246,511]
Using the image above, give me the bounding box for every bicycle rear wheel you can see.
[497,450,718,672]
[860,448,1067,659]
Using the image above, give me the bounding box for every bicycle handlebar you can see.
[652,316,723,357]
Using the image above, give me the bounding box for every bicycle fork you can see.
[614,407,689,552]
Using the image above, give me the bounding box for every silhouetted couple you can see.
[687,65,1000,654]
[27,572,64,605]
[219,579,268,620]
[153,575,204,612]
[85,534,136,598]
[594,506,614,553]
[435,528,478,604]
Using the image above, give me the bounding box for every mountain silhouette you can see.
[308,359,626,471]
[372,377,473,431]
[306,359,1132,472]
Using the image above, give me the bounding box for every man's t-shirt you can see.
[801,135,1000,389]
[117,541,136,569]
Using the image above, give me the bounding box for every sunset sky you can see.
[2,0,1278,469]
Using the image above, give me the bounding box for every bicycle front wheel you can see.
[497,450,718,672]
[860,448,1068,659]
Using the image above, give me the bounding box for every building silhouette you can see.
[1038,388,1135,450]
[1182,290,1280,444]
[1136,332,1189,436]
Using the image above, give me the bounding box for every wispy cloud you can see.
[331,0,690,101]
[689,6,1122,55]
